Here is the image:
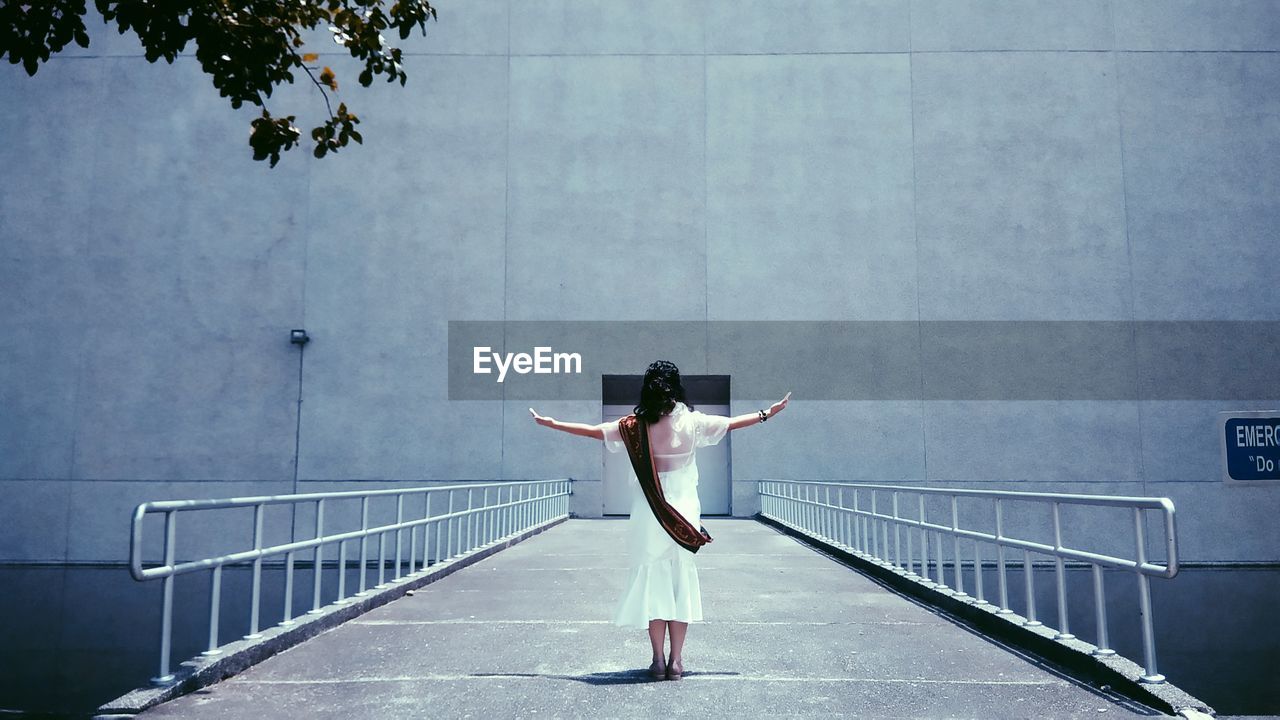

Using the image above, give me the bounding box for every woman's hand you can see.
[528,408,555,428]
[727,391,793,431]
[767,391,792,419]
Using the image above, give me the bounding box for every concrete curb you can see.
[755,513,1217,719]
[93,515,569,719]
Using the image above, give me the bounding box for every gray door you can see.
[602,401,732,516]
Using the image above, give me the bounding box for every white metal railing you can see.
[130,479,572,685]
[759,480,1178,684]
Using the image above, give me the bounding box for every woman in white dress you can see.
[528,361,791,681]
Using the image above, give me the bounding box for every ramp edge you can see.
[93,515,569,719]
[755,513,1216,719]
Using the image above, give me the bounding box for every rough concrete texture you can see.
[4,0,1280,564]
[133,519,1170,719]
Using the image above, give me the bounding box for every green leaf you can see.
[9,0,441,165]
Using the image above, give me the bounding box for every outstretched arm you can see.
[726,392,791,431]
[528,408,606,439]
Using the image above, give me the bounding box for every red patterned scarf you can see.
[617,414,713,553]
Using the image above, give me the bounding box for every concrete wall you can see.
[2,0,1278,564]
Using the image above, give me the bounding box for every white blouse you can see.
[601,401,731,473]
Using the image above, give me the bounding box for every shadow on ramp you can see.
[469,670,743,685]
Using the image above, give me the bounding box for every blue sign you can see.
[1220,412,1280,483]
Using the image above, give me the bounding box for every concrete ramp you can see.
[136,519,1168,719]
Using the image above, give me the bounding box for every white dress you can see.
[600,401,731,630]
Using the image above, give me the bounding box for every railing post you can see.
[870,491,879,560]
[357,496,370,596]
[377,522,387,588]
[835,487,844,546]
[462,487,470,550]
[466,488,475,551]
[919,495,929,583]
[892,491,901,570]
[409,503,419,575]
[310,498,325,614]
[1022,549,1039,626]
[427,486,437,566]
[434,491,444,564]
[935,531,947,590]
[793,481,803,527]
[973,541,985,604]
[203,564,222,656]
[823,486,831,540]
[951,495,966,597]
[500,486,508,540]
[1052,502,1072,638]
[446,490,455,560]
[851,489,860,553]
[518,485,527,534]
[860,489,869,554]
[904,497,915,577]
[337,538,348,603]
[789,483,795,527]
[282,550,296,626]
[394,494,404,581]
[803,484,811,530]
[1091,564,1115,656]
[783,479,793,525]
[995,499,1011,613]
[789,483,796,527]
[884,509,891,567]
[151,510,177,685]
[246,503,265,637]
[484,487,492,545]
[787,483,794,526]
[803,481,814,532]
[845,487,853,549]
[1134,508,1164,683]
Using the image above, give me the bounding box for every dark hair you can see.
[634,360,693,424]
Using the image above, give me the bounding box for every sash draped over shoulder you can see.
[616,414,713,554]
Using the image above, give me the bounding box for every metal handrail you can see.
[759,480,1178,684]
[131,479,572,685]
